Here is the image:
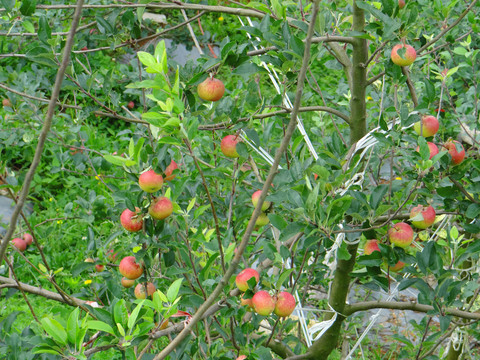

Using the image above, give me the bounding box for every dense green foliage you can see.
[1,1,480,359]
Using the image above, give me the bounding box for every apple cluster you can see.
[364,204,437,272]
[120,159,179,233]
[11,233,33,252]
[235,268,296,318]
[252,190,271,228]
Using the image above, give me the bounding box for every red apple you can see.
[444,141,465,165]
[164,160,179,181]
[120,207,143,232]
[416,142,439,159]
[127,101,135,109]
[11,238,27,252]
[81,46,88,51]
[398,0,405,8]
[274,292,296,317]
[23,233,33,246]
[389,261,405,272]
[119,256,144,280]
[388,222,414,248]
[364,239,380,255]
[252,291,275,316]
[138,169,163,193]
[121,277,135,288]
[197,77,225,102]
[252,190,271,211]
[2,99,12,107]
[149,197,173,220]
[414,116,439,137]
[134,282,156,299]
[410,205,436,229]
[95,264,105,272]
[235,268,260,292]
[255,213,270,228]
[391,44,417,66]
[220,135,240,158]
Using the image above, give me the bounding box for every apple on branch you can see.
[416,142,439,159]
[235,268,260,292]
[120,207,143,232]
[119,256,144,280]
[221,135,240,158]
[252,290,276,316]
[410,205,436,229]
[388,222,414,248]
[197,77,225,102]
[444,140,465,165]
[11,238,27,252]
[23,233,33,246]
[363,239,380,255]
[252,190,271,211]
[138,169,163,193]
[121,277,135,288]
[391,43,417,66]
[149,196,173,220]
[164,160,179,181]
[414,116,439,137]
[274,292,296,317]
[134,282,156,299]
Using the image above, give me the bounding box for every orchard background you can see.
[1,0,480,359]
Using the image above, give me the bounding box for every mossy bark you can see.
[306,2,367,358]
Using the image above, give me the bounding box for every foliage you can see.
[1,0,480,359]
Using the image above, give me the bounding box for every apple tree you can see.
[1,0,480,359]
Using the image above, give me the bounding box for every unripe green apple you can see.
[119,256,144,280]
[235,268,260,292]
[221,135,240,158]
[164,160,179,181]
[138,170,163,193]
[410,205,436,229]
[252,291,275,316]
[391,44,417,66]
[149,197,173,220]
[444,140,465,165]
[363,239,380,255]
[134,282,156,299]
[197,77,225,102]
[121,277,135,288]
[12,238,27,252]
[414,116,439,137]
[252,190,271,211]
[274,292,296,317]
[255,213,270,227]
[388,222,414,248]
[120,207,143,232]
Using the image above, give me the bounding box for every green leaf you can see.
[370,185,389,211]
[66,307,80,345]
[116,323,126,337]
[87,320,116,335]
[38,15,52,44]
[276,269,294,289]
[103,154,136,167]
[268,214,287,230]
[167,278,183,303]
[114,299,129,327]
[20,0,36,16]
[41,317,68,345]
[128,300,145,330]
[290,35,305,57]
[337,242,352,260]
